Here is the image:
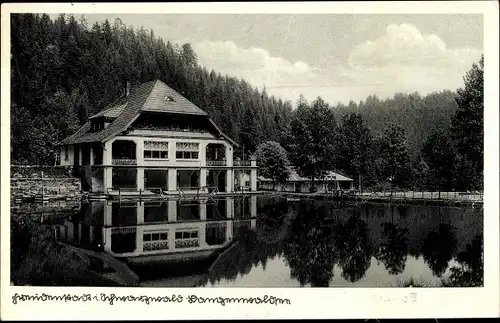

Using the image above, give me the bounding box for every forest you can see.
[10,13,483,191]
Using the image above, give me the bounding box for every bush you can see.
[367,181,393,192]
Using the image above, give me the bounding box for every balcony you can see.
[112,140,136,165]
[112,158,137,165]
[206,160,227,166]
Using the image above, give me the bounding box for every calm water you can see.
[18,196,483,287]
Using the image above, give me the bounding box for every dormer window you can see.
[165,96,175,102]
[91,120,104,132]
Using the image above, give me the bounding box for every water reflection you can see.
[446,235,483,287]
[375,222,410,275]
[336,211,372,283]
[200,198,288,286]
[55,197,257,286]
[422,223,457,277]
[51,197,483,287]
[283,201,338,287]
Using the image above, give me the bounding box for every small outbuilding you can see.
[258,168,354,193]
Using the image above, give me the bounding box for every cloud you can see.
[191,24,482,106]
[193,39,321,89]
[348,24,448,68]
[344,23,483,97]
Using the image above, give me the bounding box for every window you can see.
[176,151,199,159]
[176,142,199,159]
[174,229,200,249]
[92,121,103,132]
[144,141,168,159]
[143,231,169,251]
[175,230,198,239]
[143,232,168,241]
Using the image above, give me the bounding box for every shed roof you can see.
[58,80,236,146]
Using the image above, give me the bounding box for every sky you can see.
[79,14,483,106]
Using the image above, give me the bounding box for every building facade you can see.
[58,80,257,196]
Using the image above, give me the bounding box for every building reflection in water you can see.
[55,197,257,273]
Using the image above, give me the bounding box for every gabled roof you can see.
[58,80,236,146]
[258,169,354,182]
[140,81,208,116]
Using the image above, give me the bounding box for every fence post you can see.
[41,170,45,200]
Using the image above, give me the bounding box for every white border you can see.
[1,2,499,320]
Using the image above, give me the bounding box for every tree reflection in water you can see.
[255,200,291,245]
[375,222,410,275]
[445,235,483,287]
[421,222,457,277]
[200,199,289,286]
[282,201,338,287]
[335,210,372,283]
[197,199,481,287]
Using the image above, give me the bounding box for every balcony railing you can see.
[175,238,200,249]
[112,158,137,165]
[143,240,169,251]
[206,160,227,166]
[234,160,252,166]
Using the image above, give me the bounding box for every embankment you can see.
[11,165,81,201]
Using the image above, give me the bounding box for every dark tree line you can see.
[11,14,483,191]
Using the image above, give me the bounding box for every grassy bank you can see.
[396,274,483,288]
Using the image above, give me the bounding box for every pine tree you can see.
[337,113,373,189]
[450,56,484,190]
[379,124,411,188]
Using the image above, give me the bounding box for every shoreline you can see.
[10,190,482,207]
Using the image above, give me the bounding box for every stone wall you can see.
[11,166,81,197]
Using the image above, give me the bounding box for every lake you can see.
[12,195,483,287]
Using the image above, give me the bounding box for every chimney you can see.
[125,81,130,97]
